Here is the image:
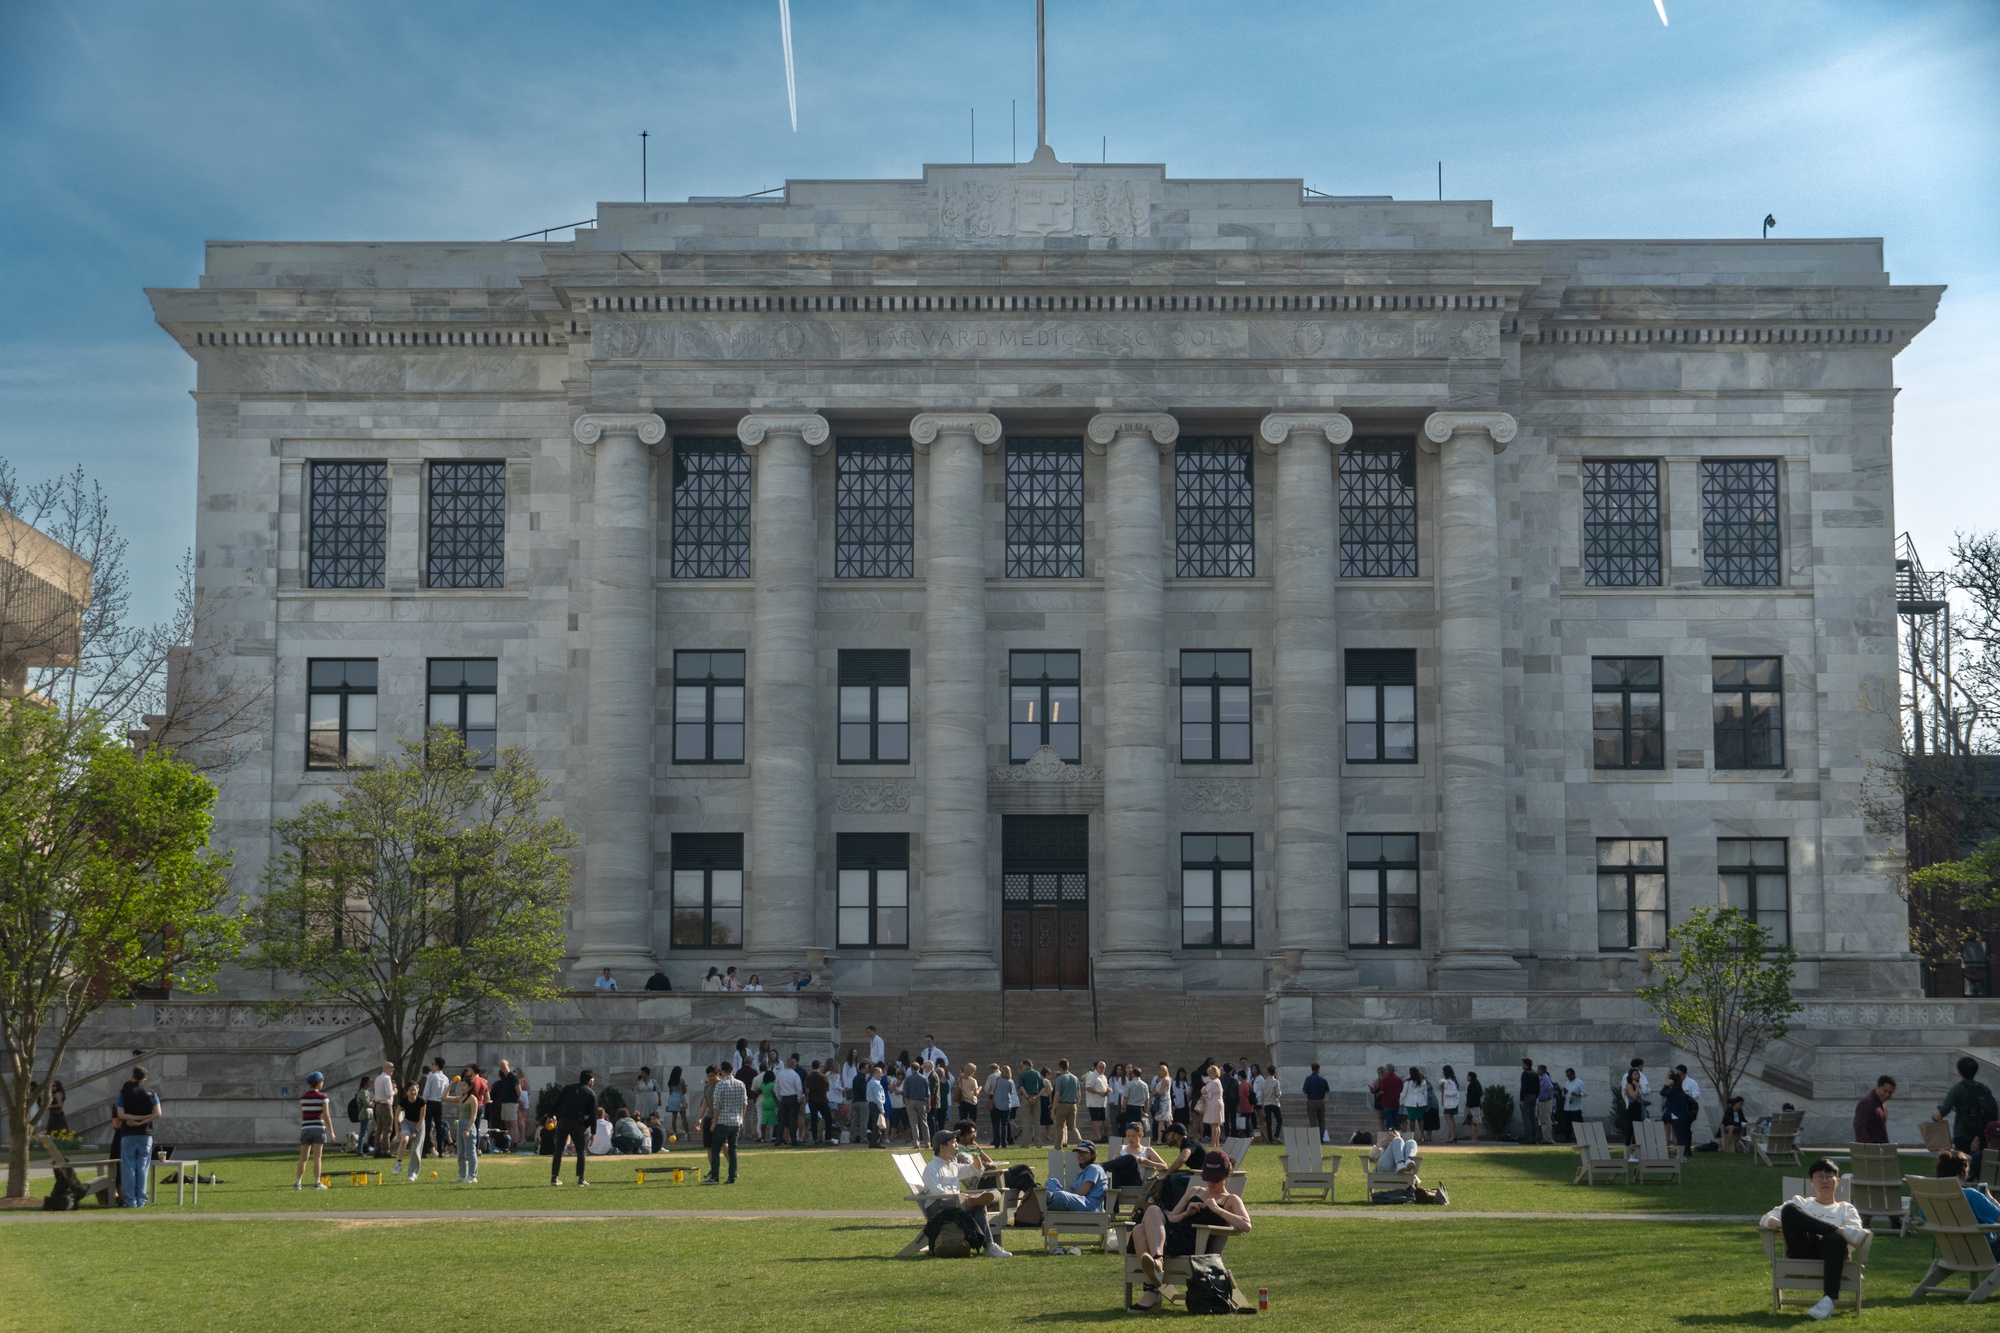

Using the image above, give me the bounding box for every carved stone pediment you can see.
[991,744,1098,783]
[834,779,911,813]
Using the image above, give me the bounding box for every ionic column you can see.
[1422,410,1524,986]
[910,412,1003,987]
[572,412,667,978]
[1258,413,1360,990]
[1086,412,1181,987]
[737,412,832,969]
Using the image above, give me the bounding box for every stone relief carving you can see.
[937,178,1147,239]
[1796,1003,1957,1027]
[1290,321,1326,356]
[1180,779,1256,814]
[990,744,1100,783]
[153,1002,359,1029]
[834,779,911,813]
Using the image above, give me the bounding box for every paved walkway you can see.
[4,1206,1762,1224]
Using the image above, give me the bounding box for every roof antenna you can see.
[1438,161,1443,201]
[1036,0,1047,154]
[1763,213,1776,239]
[641,131,649,203]
[970,108,976,163]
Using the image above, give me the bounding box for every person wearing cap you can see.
[1045,1140,1109,1213]
[293,1071,334,1190]
[919,1131,1011,1257]
[1127,1149,1253,1312]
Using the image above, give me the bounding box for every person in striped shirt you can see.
[293,1071,333,1190]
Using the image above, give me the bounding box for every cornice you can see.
[908,412,1004,455]
[737,412,833,455]
[1256,412,1354,456]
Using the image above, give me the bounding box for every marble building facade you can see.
[149,150,1948,1058]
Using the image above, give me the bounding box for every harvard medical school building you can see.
[138,151,1990,1131]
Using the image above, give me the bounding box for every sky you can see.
[0,0,1994,618]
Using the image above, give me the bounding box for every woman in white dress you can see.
[1438,1066,1462,1144]
[1196,1065,1225,1146]
[1400,1067,1433,1144]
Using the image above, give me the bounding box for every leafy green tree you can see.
[245,729,575,1082]
[1636,907,1799,1114]
[1911,837,2000,913]
[0,705,237,1200]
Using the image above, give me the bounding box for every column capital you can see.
[1420,410,1517,453]
[1085,412,1178,455]
[572,412,667,446]
[1256,412,1353,455]
[737,412,833,455]
[908,412,1003,456]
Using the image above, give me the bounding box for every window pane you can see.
[1183,910,1216,947]
[878,724,908,762]
[712,686,743,724]
[1348,869,1381,905]
[839,686,872,723]
[1346,685,1377,723]
[1219,908,1254,947]
[1176,439,1255,578]
[1634,910,1667,950]
[711,652,745,680]
[1339,440,1418,578]
[1219,869,1252,908]
[875,870,908,906]
[1751,839,1787,867]
[672,441,751,579]
[309,462,388,589]
[346,696,376,730]
[838,870,871,906]
[709,870,743,906]
[1010,652,1044,680]
[1384,869,1418,903]
[1382,724,1416,761]
[343,731,374,766]
[1217,652,1250,680]
[1597,873,1628,911]
[1348,835,1382,864]
[708,909,742,946]
[1011,724,1041,760]
[430,660,464,689]
[465,694,496,728]
[1633,873,1667,912]
[1218,685,1250,722]
[1045,653,1080,680]
[672,909,708,947]
[1598,910,1629,951]
[1598,840,1633,868]
[1581,458,1662,587]
[875,908,908,946]
[834,440,915,579]
[672,870,706,905]
[1757,910,1789,946]
[1701,459,1781,587]
[1719,873,1750,911]
[1183,834,1217,862]
[1384,907,1418,947]
[1048,686,1078,725]
[1742,658,1780,687]
[675,687,707,722]
[1006,445,1086,578]
[307,729,341,768]
[838,908,871,946]
[1182,870,1213,910]
[1349,908,1382,947]
[675,725,706,760]
[1049,722,1080,762]
[1182,686,1212,723]
[1011,687,1040,724]
[308,695,342,730]
[1629,840,1665,867]
[1346,723,1378,761]
[877,686,908,723]
[1182,726,1212,762]
[712,724,743,761]
[840,724,872,762]
[1382,835,1418,862]
[1382,685,1415,724]
[1182,652,1215,681]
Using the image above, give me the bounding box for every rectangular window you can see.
[1597,838,1667,951]
[1339,438,1418,578]
[836,833,909,949]
[1174,438,1254,578]
[1592,658,1664,770]
[1181,833,1255,949]
[1717,838,1789,945]
[1179,651,1251,764]
[1712,657,1784,769]
[306,659,378,770]
[671,438,751,579]
[1005,439,1084,578]
[1346,649,1417,763]
[838,650,910,764]
[425,461,506,588]
[834,439,914,578]
[673,651,746,763]
[1701,458,1781,587]
[1009,651,1081,762]
[1347,834,1419,948]
[1964,941,1992,999]
[308,461,387,589]
[1581,459,1661,587]
[670,834,743,949]
[427,658,498,768]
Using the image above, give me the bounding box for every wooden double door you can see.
[1000,815,1089,990]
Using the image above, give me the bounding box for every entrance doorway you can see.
[1001,815,1089,989]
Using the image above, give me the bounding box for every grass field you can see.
[3,1143,1985,1329]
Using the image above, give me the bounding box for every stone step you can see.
[834,990,1270,1074]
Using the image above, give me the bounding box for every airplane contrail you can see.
[779,0,798,131]
[1654,0,1668,25]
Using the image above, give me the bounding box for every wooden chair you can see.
[1780,1175,1852,1205]
[33,1133,119,1208]
[1628,1121,1682,1184]
[1918,1119,1953,1154]
[890,1150,1000,1259]
[1907,1176,2000,1303]
[1761,1224,1873,1314]
[1845,1143,1909,1237]
[1572,1121,1627,1186]
[1364,1141,1421,1198]
[1278,1128,1339,1203]
[1223,1135,1252,1166]
[1040,1148,1116,1251]
[1120,1225,1230,1310]
[1750,1109,1804,1168]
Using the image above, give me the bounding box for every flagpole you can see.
[1036,0,1046,152]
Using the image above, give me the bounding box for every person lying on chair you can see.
[1046,1141,1108,1212]
[1127,1150,1252,1312]
[1760,1157,1868,1322]
[922,1131,1011,1258]
[1369,1127,1420,1175]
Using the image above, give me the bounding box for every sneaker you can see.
[984,1243,1013,1258]
[314,1182,330,1190]
[292,1182,303,1191]
[577,1180,589,1187]
[550,1178,563,1187]
[1806,1296,1836,1321]
[698,1177,720,1186]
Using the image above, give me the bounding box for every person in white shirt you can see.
[370,1062,397,1156]
[588,1108,613,1157]
[866,1026,886,1067]
[1084,1061,1112,1143]
[1437,1067,1462,1144]
[919,1036,948,1068]
[919,1132,1010,1257]
[1760,1159,1868,1320]
[1399,1067,1432,1143]
[1562,1068,1588,1143]
[593,967,618,992]
[1256,1069,1283,1142]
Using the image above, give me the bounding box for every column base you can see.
[571,947,657,987]
[1091,952,1183,991]
[909,952,1002,991]
[1433,950,1526,991]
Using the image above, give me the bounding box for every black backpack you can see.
[1183,1254,1241,1315]
[1106,1153,1143,1188]
[1971,1080,1999,1129]
[346,1095,360,1123]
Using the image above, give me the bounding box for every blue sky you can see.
[1,0,1994,617]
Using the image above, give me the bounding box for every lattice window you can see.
[1581,459,1661,587]
[672,438,751,579]
[1006,439,1084,578]
[835,439,914,578]
[308,462,387,589]
[1175,438,1254,578]
[1339,439,1417,578]
[1181,833,1254,949]
[1001,872,1089,904]
[1701,458,1781,587]
[425,461,506,588]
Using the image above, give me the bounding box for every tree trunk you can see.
[5,1090,32,1200]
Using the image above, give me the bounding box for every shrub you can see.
[598,1086,627,1117]
[535,1081,564,1121]
[1481,1085,1516,1136]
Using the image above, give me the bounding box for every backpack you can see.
[1969,1081,1999,1130]
[346,1096,360,1124]
[1106,1153,1143,1188]
[1183,1254,1242,1314]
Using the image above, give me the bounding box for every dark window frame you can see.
[834,439,915,578]
[670,834,744,950]
[426,658,498,769]
[1700,458,1782,587]
[671,438,752,579]
[1346,833,1420,949]
[1179,650,1252,765]
[1339,438,1418,578]
[1008,650,1082,763]
[838,650,910,765]
[424,460,507,589]
[1174,438,1255,578]
[308,461,388,590]
[672,651,746,764]
[1581,458,1662,587]
[1005,439,1085,578]
[306,658,379,770]
[1592,657,1665,771]
[1345,649,1418,764]
[836,833,910,950]
[1180,833,1255,950]
[1712,657,1785,770]
[1597,837,1668,952]
[1964,941,1992,998]
[1716,837,1790,946]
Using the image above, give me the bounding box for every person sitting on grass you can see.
[1127,1150,1252,1312]
[612,1111,650,1155]
[1046,1141,1109,1212]
[1759,1157,1868,1322]
[1936,1150,2000,1259]
[921,1131,1011,1258]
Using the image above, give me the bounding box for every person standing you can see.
[548,1069,598,1187]
[1933,1055,1998,1153]
[632,1067,662,1122]
[919,1035,948,1068]
[352,1075,375,1156]
[1084,1061,1112,1143]
[421,1057,451,1156]
[1463,1070,1484,1145]
[1197,1064,1225,1146]
[993,1065,1018,1149]
[700,1062,741,1175]
[1052,1059,1082,1147]
[593,966,619,992]
[1536,1065,1558,1145]
[643,965,672,991]
[1375,1066,1404,1134]
[371,1061,397,1157]
[1852,1075,1896,1144]
[115,1067,160,1208]
[1258,1066,1284,1142]
[1515,1059,1540,1144]
[863,1063,888,1150]
[866,1025,886,1068]
[1016,1062,1046,1147]
[394,1080,427,1177]
[448,1066,484,1183]
[1150,1064,1173,1143]
[805,1060,832,1144]
[1437,1067,1461,1144]
[1676,1064,1702,1140]
[1617,1066,1646,1146]
[775,1056,804,1146]
[1561,1068,1587,1143]
[902,1063,932,1149]
[1659,1069,1695,1154]
[1303,1063,1331,1144]
[1400,1067,1431,1143]
[293,1071,333,1190]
